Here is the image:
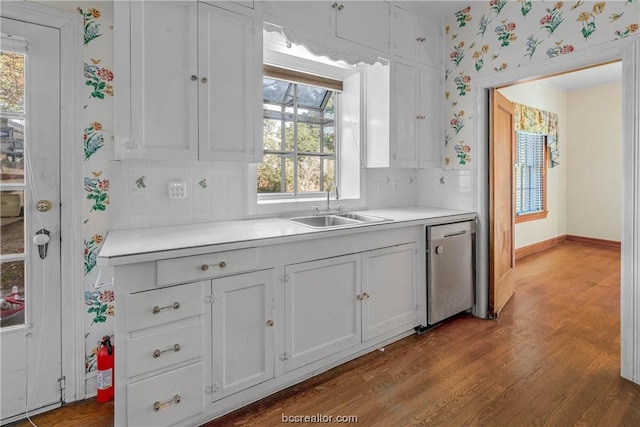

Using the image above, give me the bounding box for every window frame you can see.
[514,130,548,224]
[259,68,340,200]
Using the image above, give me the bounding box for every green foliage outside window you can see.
[258,80,336,196]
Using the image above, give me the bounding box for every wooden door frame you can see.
[472,38,640,384]
[2,2,85,404]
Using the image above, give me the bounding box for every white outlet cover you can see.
[168,182,187,200]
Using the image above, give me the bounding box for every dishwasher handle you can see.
[443,230,467,238]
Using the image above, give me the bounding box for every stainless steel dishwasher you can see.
[427,221,475,325]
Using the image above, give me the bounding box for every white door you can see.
[198,2,259,163]
[211,270,275,401]
[391,60,419,168]
[126,0,199,160]
[284,255,361,372]
[361,243,418,342]
[1,18,63,421]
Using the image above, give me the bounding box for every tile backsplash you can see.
[110,159,248,229]
[110,160,419,230]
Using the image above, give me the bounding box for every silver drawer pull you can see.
[200,261,226,271]
[152,301,181,315]
[153,394,181,412]
[152,343,181,359]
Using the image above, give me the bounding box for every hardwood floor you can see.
[8,243,640,426]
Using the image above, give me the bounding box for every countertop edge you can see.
[97,208,476,266]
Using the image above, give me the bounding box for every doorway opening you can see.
[474,40,639,384]
[500,62,622,260]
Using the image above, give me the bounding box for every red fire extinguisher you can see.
[96,335,114,403]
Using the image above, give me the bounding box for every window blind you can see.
[515,131,546,216]
[263,64,343,92]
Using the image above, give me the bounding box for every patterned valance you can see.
[513,103,560,167]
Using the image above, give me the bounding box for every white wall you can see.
[498,81,568,249]
[566,82,622,241]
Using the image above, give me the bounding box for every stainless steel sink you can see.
[290,213,391,229]
[336,213,389,223]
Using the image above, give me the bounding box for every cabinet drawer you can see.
[127,362,204,427]
[156,248,257,286]
[126,323,203,377]
[127,282,205,332]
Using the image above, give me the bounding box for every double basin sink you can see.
[290,212,391,229]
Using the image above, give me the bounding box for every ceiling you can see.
[538,62,622,92]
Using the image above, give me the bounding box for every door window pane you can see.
[1,119,25,184]
[0,52,25,114]
[0,190,24,255]
[1,260,25,328]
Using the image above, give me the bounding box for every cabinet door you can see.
[284,255,361,372]
[391,60,419,168]
[211,270,275,401]
[198,3,261,162]
[263,1,334,40]
[391,6,419,62]
[127,1,199,160]
[335,1,389,53]
[362,243,418,342]
[419,65,443,169]
[418,15,444,68]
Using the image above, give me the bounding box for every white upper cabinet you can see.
[263,1,389,55]
[198,3,261,162]
[390,60,420,168]
[334,1,390,53]
[114,1,262,162]
[418,65,443,169]
[391,5,443,68]
[125,1,199,160]
[263,1,334,40]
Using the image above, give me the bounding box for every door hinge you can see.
[57,376,66,391]
[279,274,289,284]
[204,293,218,304]
[279,352,290,361]
[205,384,219,395]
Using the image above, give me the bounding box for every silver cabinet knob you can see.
[201,77,208,83]
[191,75,197,81]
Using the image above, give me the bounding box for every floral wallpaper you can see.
[38,2,116,379]
[444,0,639,169]
[75,3,115,379]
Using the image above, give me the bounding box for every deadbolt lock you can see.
[36,200,52,212]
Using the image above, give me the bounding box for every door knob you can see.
[33,229,50,259]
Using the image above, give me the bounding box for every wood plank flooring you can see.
[8,243,640,427]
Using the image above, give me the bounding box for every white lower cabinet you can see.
[283,254,362,372]
[127,362,205,427]
[123,281,208,427]
[283,243,419,371]
[209,269,276,401]
[115,234,423,425]
[362,243,419,341]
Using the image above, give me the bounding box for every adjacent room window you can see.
[258,66,340,199]
[515,130,548,222]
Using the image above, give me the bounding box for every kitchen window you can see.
[515,130,548,222]
[259,66,340,199]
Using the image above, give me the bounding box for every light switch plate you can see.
[168,182,187,200]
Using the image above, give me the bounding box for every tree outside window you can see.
[258,77,337,197]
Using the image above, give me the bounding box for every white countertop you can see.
[97,206,476,266]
